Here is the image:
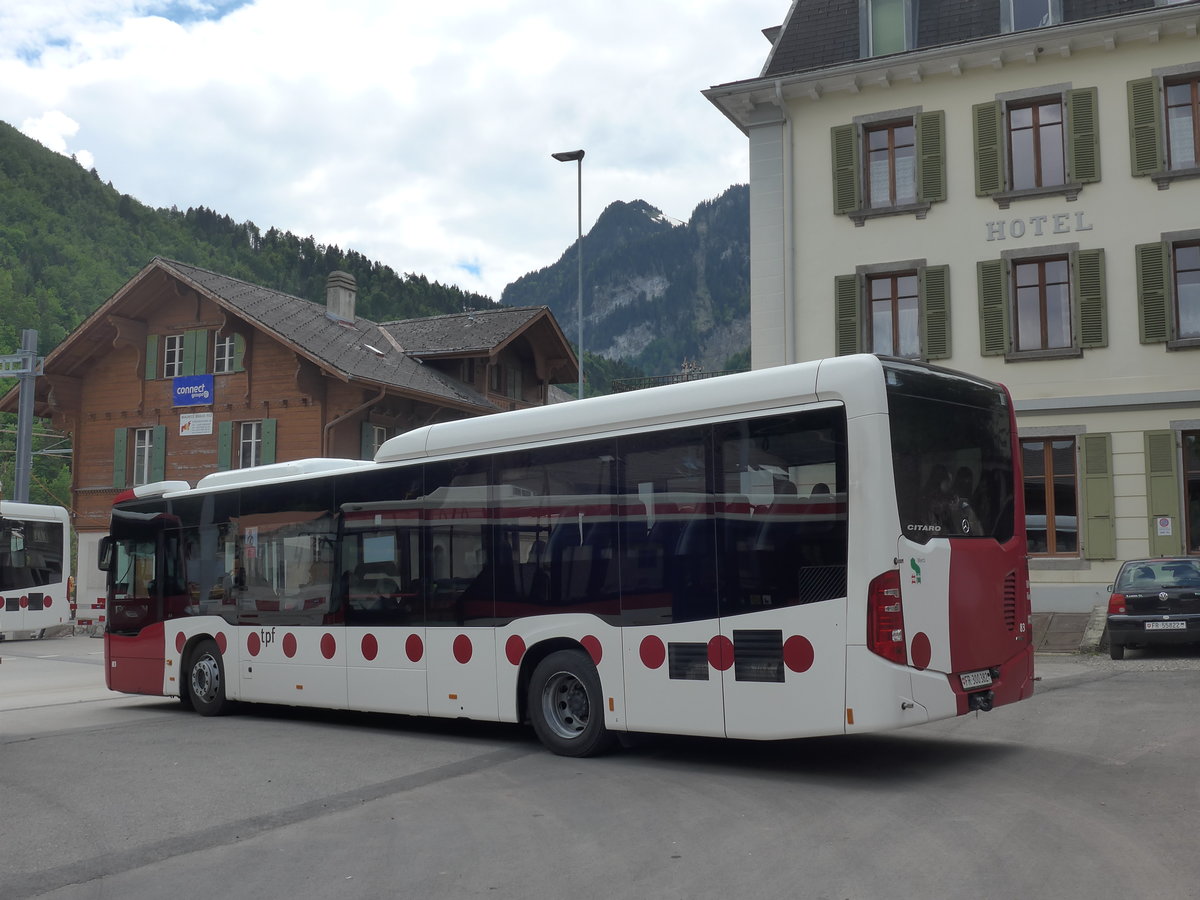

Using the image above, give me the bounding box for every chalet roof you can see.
[0,257,576,416]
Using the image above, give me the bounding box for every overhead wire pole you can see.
[1,329,42,502]
[552,149,585,399]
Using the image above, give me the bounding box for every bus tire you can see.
[187,639,231,716]
[528,649,616,757]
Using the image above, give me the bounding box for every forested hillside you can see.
[0,120,492,359]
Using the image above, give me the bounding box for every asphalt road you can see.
[3,635,1199,900]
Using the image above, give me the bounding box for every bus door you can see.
[715,411,850,740]
[619,428,726,738]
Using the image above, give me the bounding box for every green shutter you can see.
[834,274,861,355]
[151,425,167,482]
[920,264,951,360]
[977,259,1009,355]
[113,428,128,490]
[1080,433,1115,561]
[1136,241,1170,343]
[145,336,158,381]
[915,110,946,204]
[1127,77,1163,177]
[972,101,1004,196]
[261,418,277,466]
[1145,430,1184,557]
[1066,87,1100,184]
[831,124,861,215]
[1074,249,1107,348]
[232,334,246,372]
[183,329,209,376]
[217,421,232,471]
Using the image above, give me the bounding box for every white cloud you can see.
[0,0,782,300]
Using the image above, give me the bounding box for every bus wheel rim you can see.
[541,670,589,741]
[191,654,221,704]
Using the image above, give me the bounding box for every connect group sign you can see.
[173,374,214,406]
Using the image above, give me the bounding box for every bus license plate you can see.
[1145,621,1186,631]
[959,670,993,690]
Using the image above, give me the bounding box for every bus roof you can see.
[0,501,70,524]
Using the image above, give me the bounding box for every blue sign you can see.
[173,375,214,407]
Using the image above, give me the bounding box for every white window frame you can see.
[163,334,185,378]
[214,335,236,374]
[239,421,263,469]
[132,427,154,487]
[1001,0,1061,33]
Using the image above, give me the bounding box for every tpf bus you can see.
[1,501,72,640]
[101,355,1034,756]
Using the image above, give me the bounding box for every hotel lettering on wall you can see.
[985,210,1094,242]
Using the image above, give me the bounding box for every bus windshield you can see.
[884,361,1015,543]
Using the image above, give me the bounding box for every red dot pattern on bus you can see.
[639,635,666,669]
[453,634,473,664]
[505,635,526,665]
[581,634,602,665]
[19,595,28,609]
[707,635,734,671]
[406,634,423,662]
[783,635,814,673]
[361,634,379,661]
[176,632,186,654]
[910,632,932,671]
[44,596,52,608]
[204,629,819,678]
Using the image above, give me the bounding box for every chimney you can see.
[325,270,357,323]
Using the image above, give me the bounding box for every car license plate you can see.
[1145,621,1186,631]
[959,669,993,690]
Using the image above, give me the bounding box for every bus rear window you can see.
[884,363,1015,544]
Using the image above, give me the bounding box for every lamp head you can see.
[551,149,585,162]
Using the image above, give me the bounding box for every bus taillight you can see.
[868,570,907,665]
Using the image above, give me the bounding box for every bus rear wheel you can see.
[528,649,616,757]
[187,639,231,716]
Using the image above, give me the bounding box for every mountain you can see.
[502,186,750,377]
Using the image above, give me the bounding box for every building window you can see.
[1166,76,1200,171]
[1008,99,1065,190]
[214,336,236,374]
[835,263,949,360]
[1022,438,1078,556]
[362,423,388,460]
[1002,0,1060,32]
[978,248,1107,359]
[865,0,913,56]
[1013,256,1071,351]
[974,87,1098,203]
[868,272,920,357]
[239,421,263,469]
[132,428,155,487]
[1136,234,1200,347]
[831,110,945,222]
[866,121,917,208]
[163,334,185,378]
[1185,431,1200,554]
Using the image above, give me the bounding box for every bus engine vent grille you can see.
[1003,572,1017,632]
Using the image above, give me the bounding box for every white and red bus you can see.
[100,355,1034,756]
[1,501,72,641]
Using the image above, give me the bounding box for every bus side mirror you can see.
[98,537,114,572]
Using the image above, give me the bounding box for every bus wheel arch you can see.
[524,644,616,757]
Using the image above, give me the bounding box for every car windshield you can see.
[1116,560,1200,591]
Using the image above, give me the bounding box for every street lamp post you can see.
[551,149,585,399]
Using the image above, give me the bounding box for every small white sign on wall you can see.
[180,412,214,436]
[1157,516,1173,537]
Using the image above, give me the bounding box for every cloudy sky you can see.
[1,0,782,300]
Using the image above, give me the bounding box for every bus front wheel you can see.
[187,639,231,716]
[528,649,616,757]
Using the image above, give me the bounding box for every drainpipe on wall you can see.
[776,79,796,366]
[322,386,386,457]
